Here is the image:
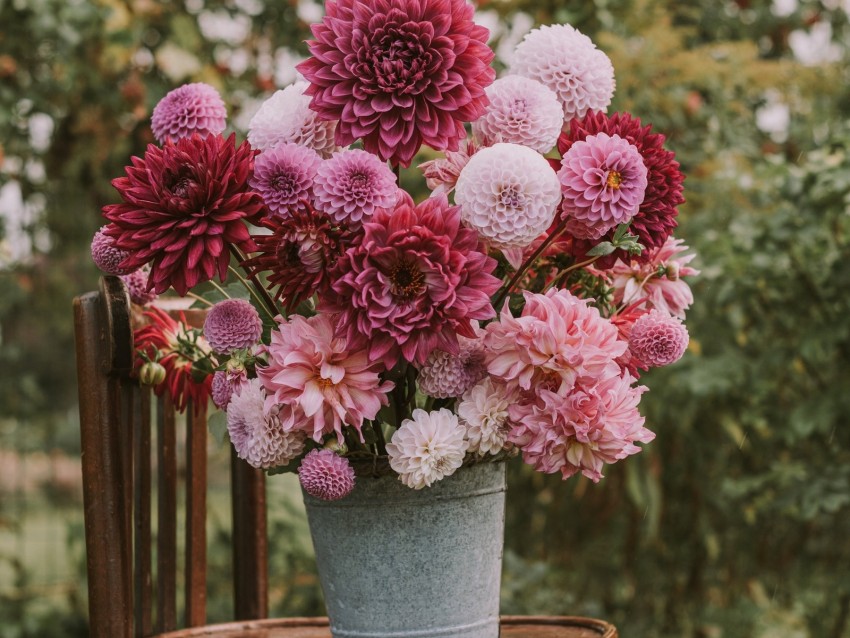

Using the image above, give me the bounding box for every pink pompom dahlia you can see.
[103,134,263,295]
[296,0,495,167]
[257,314,394,442]
[203,299,263,355]
[91,226,134,276]
[558,132,648,240]
[211,368,249,410]
[628,310,689,368]
[322,194,500,368]
[417,333,487,399]
[151,83,227,145]
[120,267,158,306]
[299,449,356,501]
[249,142,322,216]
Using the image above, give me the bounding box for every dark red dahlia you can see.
[103,133,265,295]
[558,112,685,268]
[296,0,495,167]
[242,206,351,313]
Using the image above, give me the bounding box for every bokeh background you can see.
[2,0,849,636]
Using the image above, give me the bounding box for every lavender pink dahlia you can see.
[322,194,500,368]
[151,83,227,145]
[296,0,495,167]
[120,267,158,306]
[558,132,648,240]
[211,368,249,410]
[91,226,134,276]
[299,449,356,501]
[250,142,322,216]
[203,299,263,355]
[417,334,487,399]
[103,133,263,295]
[628,310,689,368]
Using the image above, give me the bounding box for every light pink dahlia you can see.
[203,299,263,355]
[257,313,394,442]
[418,138,478,196]
[249,142,322,216]
[91,226,134,275]
[227,379,307,469]
[247,82,341,158]
[457,378,518,456]
[455,143,561,250]
[484,288,626,394]
[211,368,249,410]
[559,132,648,240]
[120,267,158,306]
[322,194,500,368]
[151,83,227,145]
[628,310,689,368]
[299,449,356,501]
[312,149,399,227]
[508,375,653,482]
[417,333,486,399]
[472,76,564,154]
[296,0,496,167]
[511,24,615,122]
[387,408,469,489]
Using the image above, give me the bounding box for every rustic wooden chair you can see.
[74,275,618,638]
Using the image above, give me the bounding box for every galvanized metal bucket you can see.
[302,461,507,638]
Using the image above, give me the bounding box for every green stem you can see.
[545,255,601,292]
[372,421,388,456]
[186,291,214,307]
[228,244,280,320]
[227,266,277,323]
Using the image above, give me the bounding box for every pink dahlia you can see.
[322,194,500,367]
[628,310,689,368]
[559,132,648,240]
[296,0,495,167]
[203,299,263,355]
[418,138,478,196]
[249,142,322,216]
[103,133,263,296]
[151,83,227,145]
[242,207,351,313]
[558,111,686,267]
[211,368,249,410]
[299,449,356,501]
[120,267,158,306]
[257,313,394,442]
[417,333,487,399]
[457,378,518,456]
[91,226,133,275]
[508,375,653,482]
[484,288,625,394]
[312,149,399,227]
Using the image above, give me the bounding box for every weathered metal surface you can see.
[231,449,269,621]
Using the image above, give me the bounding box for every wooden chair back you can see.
[73,276,268,637]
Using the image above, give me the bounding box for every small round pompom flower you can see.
[296,0,495,167]
[628,310,689,368]
[455,143,561,250]
[299,449,356,501]
[248,82,341,159]
[211,368,248,410]
[511,24,615,122]
[227,379,307,469]
[387,408,469,489]
[417,336,486,399]
[472,76,564,154]
[203,299,263,355]
[457,378,517,456]
[250,143,322,216]
[91,226,133,275]
[151,83,227,145]
[312,150,398,228]
[120,267,157,306]
[558,132,648,240]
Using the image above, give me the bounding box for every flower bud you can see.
[226,358,246,376]
[665,261,680,281]
[323,437,349,455]
[139,361,166,386]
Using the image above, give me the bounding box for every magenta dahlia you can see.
[321,194,501,368]
[151,83,227,145]
[203,298,263,355]
[102,133,263,295]
[296,0,496,167]
[299,449,356,501]
[558,111,686,268]
[249,142,322,216]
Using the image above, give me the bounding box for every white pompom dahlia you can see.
[387,409,469,489]
[511,24,615,122]
[457,378,517,456]
[455,143,561,250]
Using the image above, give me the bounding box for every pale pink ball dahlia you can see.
[472,76,564,154]
[509,375,653,482]
[322,194,500,368]
[227,379,307,469]
[312,149,398,227]
[250,143,322,216]
[417,334,487,399]
[203,299,263,355]
[257,314,393,442]
[91,226,134,275]
[457,378,518,456]
[247,82,341,158]
[296,0,495,167]
[511,24,615,122]
[455,143,561,250]
[151,83,227,145]
[559,132,648,240]
[120,267,158,306]
[299,449,356,501]
[387,408,469,489]
[628,310,689,368]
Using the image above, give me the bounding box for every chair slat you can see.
[134,385,153,637]
[185,400,208,627]
[231,451,268,620]
[157,394,178,633]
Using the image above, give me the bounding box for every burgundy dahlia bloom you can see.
[321,194,500,368]
[103,134,264,295]
[296,0,495,167]
[558,111,685,268]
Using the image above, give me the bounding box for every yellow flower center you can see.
[606,170,623,189]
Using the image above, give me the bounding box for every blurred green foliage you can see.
[1,0,849,636]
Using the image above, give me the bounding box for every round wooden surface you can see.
[156,616,617,638]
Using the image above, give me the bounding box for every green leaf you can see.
[586,241,616,256]
[207,410,228,444]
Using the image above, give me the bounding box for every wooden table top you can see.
[157,616,617,638]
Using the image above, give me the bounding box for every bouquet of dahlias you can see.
[92,1,696,500]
